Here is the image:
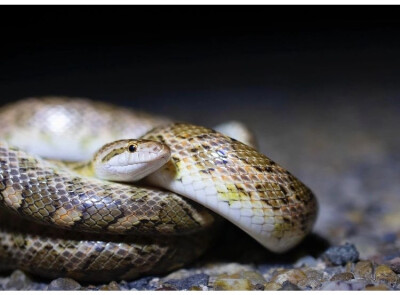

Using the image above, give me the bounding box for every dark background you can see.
[1,6,400,116]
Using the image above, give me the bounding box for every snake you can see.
[0,97,318,282]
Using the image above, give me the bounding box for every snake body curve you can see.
[0,97,318,282]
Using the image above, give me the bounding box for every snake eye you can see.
[128,144,137,152]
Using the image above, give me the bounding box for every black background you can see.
[1,6,400,124]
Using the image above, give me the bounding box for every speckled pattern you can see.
[0,141,215,281]
[144,123,317,252]
[0,98,317,282]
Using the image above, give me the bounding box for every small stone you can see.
[374,264,399,286]
[82,285,98,291]
[164,274,209,290]
[99,281,121,290]
[382,232,397,243]
[294,255,318,268]
[297,269,324,289]
[324,266,345,276]
[213,273,252,290]
[188,286,202,290]
[320,279,368,290]
[279,281,300,290]
[365,284,389,290]
[323,243,359,266]
[118,280,129,291]
[47,278,81,290]
[271,269,307,285]
[330,272,355,281]
[354,260,373,279]
[389,257,400,274]
[5,270,33,290]
[241,271,266,286]
[264,282,282,290]
[156,286,178,290]
[345,261,354,272]
[128,276,156,290]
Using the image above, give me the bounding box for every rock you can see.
[118,280,130,291]
[320,279,368,290]
[188,286,203,290]
[99,281,121,290]
[374,264,399,286]
[279,281,300,290]
[212,270,267,290]
[4,270,33,290]
[298,269,324,289]
[330,272,355,281]
[264,282,282,290]
[47,278,81,290]
[382,232,397,243]
[81,285,98,291]
[345,261,354,272]
[294,255,318,268]
[213,273,252,290]
[241,271,266,286]
[128,276,156,290]
[389,257,400,274]
[354,260,373,279]
[155,286,178,290]
[323,243,359,266]
[270,269,307,285]
[164,274,209,290]
[364,284,389,290]
[324,266,345,276]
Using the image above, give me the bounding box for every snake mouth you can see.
[106,150,170,167]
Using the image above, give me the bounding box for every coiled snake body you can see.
[0,97,317,282]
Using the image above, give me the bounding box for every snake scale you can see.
[0,97,318,282]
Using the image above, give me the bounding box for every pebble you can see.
[365,284,389,290]
[155,286,178,290]
[389,257,400,274]
[320,279,368,290]
[294,255,318,268]
[323,243,360,265]
[213,273,252,290]
[299,269,324,289]
[279,281,301,290]
[164,274,209,290]
[47,278,81,290]
[99,281,121,290]
[330,272,355,281]
[324,266,345,276]
[374,265,399,286]
[128,276,156,290]
[188,286,203,290]
[270,268,307,285]
[4,270,33,290]
[354,260,373,279]
[241,271,267,286]
[264,282,282,290]
[382,232,397,243]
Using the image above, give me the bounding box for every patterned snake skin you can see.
[0,97,318,282]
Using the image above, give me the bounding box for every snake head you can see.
[92,139,171,182]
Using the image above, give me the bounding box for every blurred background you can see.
[1,6,399,259]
